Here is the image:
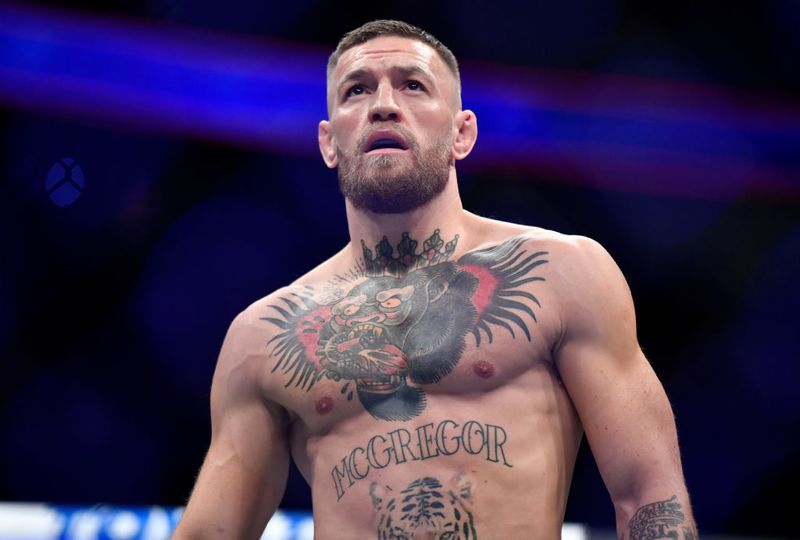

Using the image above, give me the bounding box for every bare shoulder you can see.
[524,229,629,305]
[219,246,355,379]
[215,288,298,375]
[220,277,328,362]
[530,230,617,271]
[469,214,614,266]
[468,216,629,313]
[531,232,637,349]
[236,287,296,324]
[208,284,322,411]
[234,244,351,332]
[218,241,352,363]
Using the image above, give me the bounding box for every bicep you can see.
[559,339,681,503]
[554,238,684,507]
[174,313,290,540]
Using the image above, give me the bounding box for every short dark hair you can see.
[327,20,461,91]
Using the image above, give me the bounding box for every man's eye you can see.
[346,85,365,97]
[406,80,424,91]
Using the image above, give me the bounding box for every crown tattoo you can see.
[361,229,459,277]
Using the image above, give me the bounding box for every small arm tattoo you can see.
[625,495,697,540]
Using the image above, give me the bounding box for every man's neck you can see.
[345,177,467,276]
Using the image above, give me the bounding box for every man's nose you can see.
[369,83,400,122]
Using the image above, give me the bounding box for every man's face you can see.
[321,36,461,214]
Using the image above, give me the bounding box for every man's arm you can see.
[553,237,697,538]
[173,308,290,540]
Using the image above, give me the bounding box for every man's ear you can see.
[318,120,338,168]
[452,109,478,161]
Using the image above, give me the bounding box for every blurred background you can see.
[0,0,798,537]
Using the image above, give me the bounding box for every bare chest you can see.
[260,235,557,427]
[274,335,554,430]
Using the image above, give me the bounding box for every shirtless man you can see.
[173,20,697,539]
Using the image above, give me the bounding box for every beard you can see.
[337,125,453,214]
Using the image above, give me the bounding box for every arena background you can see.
[1,0,799,538]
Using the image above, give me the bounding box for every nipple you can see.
[472,360,495,379]
[315,396,334,415]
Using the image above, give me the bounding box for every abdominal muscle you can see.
[288,364,583,539]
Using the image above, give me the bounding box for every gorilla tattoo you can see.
[263,232,548,421]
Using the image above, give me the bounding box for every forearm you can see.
[581,367,697,538]
[173,445,287,540]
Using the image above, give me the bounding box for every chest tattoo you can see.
[262,232,548,421]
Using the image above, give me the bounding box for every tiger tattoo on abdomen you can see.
[369,476,478,539]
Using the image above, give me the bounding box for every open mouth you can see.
[368,139,405,151]
[365,132,409,153]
